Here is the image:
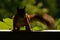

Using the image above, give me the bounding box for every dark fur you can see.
[13,7,31,32]
[12,7,56,32]
[29,13,56,30]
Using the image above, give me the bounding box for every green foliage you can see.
[46,0,57,15]
[0,9,12,18]
[30,21,47,31]
[0,18,26,30]
[0,0,50,18]
[0,18,60,30]
[0,21,10,30]
[0,18,47,30]
[56,19,60,30]
[3,18,13,29]
[20,26,26,30]
[26,4,39,14]
[0,0,59,31]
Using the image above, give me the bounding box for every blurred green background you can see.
[0,0,60,31]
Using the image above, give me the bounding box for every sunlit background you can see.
[0,0,60,31]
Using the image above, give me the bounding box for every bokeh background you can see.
[0,0,60,31]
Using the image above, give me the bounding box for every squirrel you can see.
[13,7,31,32]
[12,7,56,32]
